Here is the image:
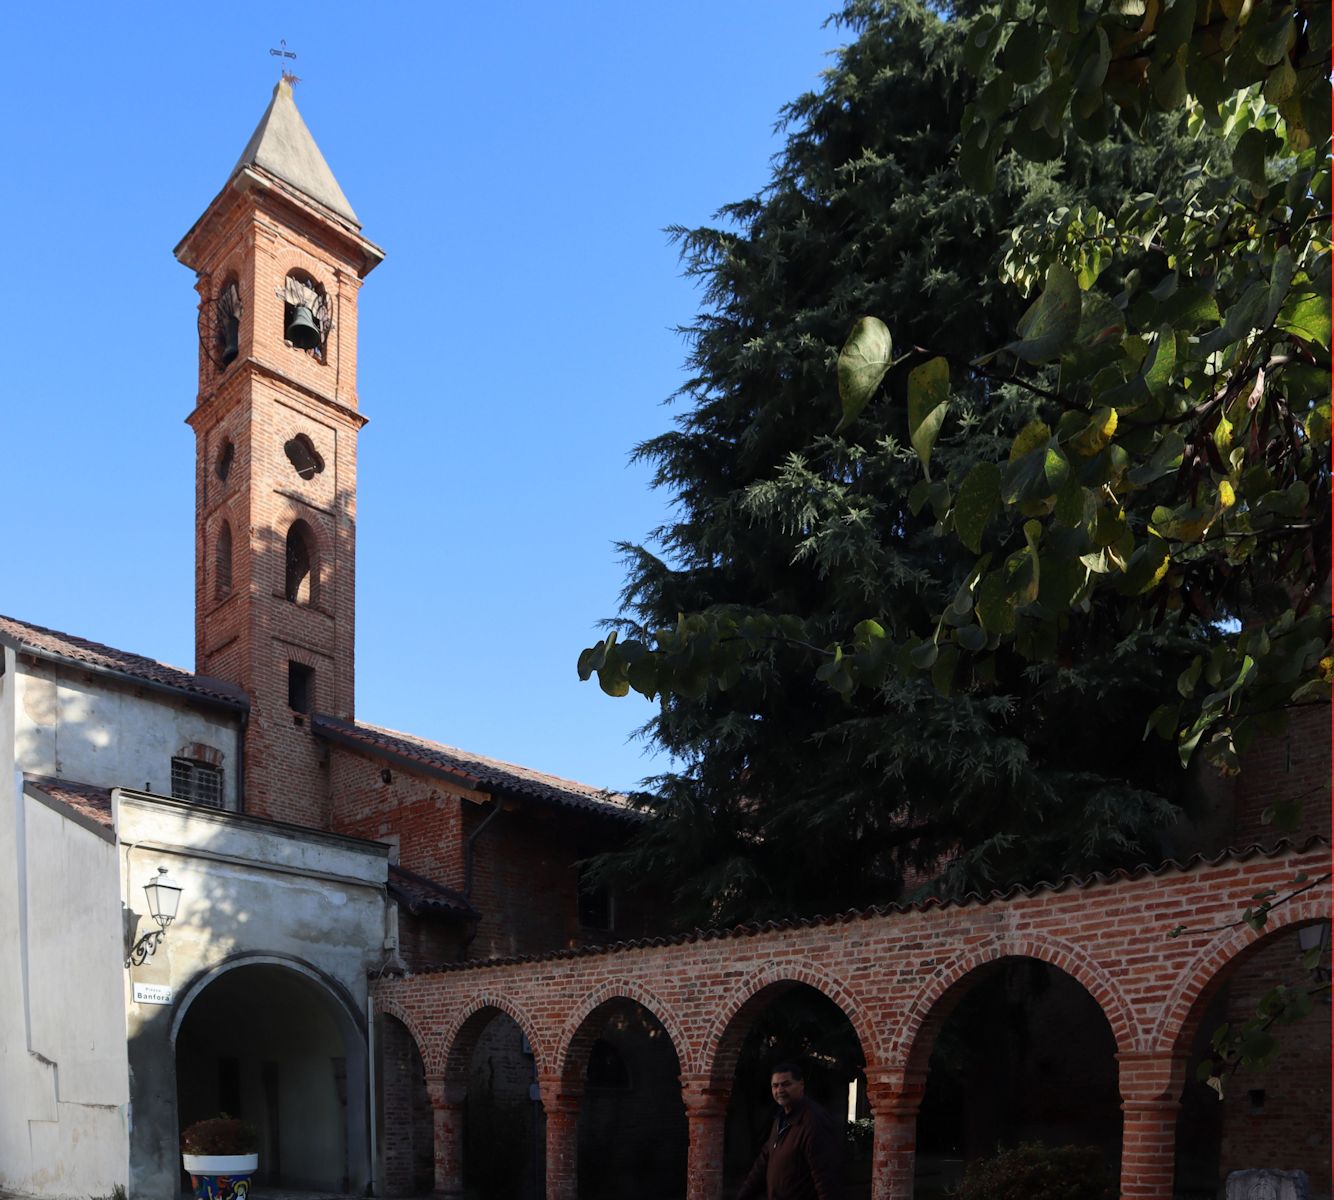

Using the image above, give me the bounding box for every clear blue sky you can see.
[0,3,849,794]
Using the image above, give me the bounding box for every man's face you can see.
[770,1071,804,1112]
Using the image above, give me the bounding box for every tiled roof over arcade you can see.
[312,714,638,820]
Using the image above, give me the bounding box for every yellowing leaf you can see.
[907,357,951,476]
[836,316,893,431]
[1219,479,1236,508]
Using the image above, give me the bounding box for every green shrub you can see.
[952,1142,1116,1200]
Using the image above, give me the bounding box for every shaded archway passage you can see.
[911,958,1121,1196]
[718,982,870,1199]
[374,841,1328,1200]
[175,963,362,1192]
[378,1013,433,1197]
[1172,916,1332,1198]
[560,999,687,1200]
[462,1011,544,1200]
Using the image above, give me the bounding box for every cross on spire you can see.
[268,39,299,84]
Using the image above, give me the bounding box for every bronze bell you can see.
[219,316,240,365]
[285,304,323,350]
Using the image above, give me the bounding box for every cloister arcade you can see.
[373,841,1329,1199]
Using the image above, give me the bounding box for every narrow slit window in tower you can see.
[215,521,233,598]
[289,662,314,713]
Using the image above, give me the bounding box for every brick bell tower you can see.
[176,78,384,828]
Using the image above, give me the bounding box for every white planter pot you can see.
[183,1153,259,1174]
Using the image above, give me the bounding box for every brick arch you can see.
[1152,894,1331,1056]
[441,992,546,1086]
[273,249,336,297]
[700,959,877,1091]
[553,977,691,1089]
[892,933,1139,1076]
[375,996,437,1081]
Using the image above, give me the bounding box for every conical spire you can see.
[231,78,359,226]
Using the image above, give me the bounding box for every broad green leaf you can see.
[1002,20,1048,84]
[836,316,893,431]
[1262,247,1296,328]
[1304,402,1331,445]
[908,479,932,515]
[1231,127,1269,185]
[1006,264,1081,363]
[1067,407,1118,456]
[931,645,959,697]
[1277,290,1332,349]
[953,462,1003,552]
[1141,325,1176,394]
[1011,419,1051,460]
[976,570,1018,634]
[910,640,940,669]
[907,357,951,476]
[1118,535,1172,594]
[1043,445,1071,491]
[1037,550,1084,609]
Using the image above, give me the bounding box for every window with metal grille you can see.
[171,757,224,808]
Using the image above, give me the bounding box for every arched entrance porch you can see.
[171,956,370,1195]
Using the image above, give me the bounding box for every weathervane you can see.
[269,39,300,85]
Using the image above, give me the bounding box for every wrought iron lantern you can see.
[124,866,183,968]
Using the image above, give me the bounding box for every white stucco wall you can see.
[14,658,242,806]
[0,645,131,1198]
[119,791,390,1200]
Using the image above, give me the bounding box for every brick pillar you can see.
[681,1076,729,1200]
[427,1080,466,1199]
[542,1090,582,1200]
[866,1068,926,1200]
[1118,1051,1186,1200]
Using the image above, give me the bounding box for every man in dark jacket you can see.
[737,1062,843,1200]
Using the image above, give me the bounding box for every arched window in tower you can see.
[284,433,325,480]
[285,520,318,605]
[215,438,235,482]
[215,521,233,599]
[281,271,330,360]
[215,280,242,368]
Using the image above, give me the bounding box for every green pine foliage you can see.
[590,0,1239,927]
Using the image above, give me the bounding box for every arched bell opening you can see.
[284,520,318,606]
[1173,918,1332,1198]
[174,962,365,1193]
[377,1013,433,1198]
[912,957,1121,1196]
[456,1009,545,1200]
[563,998,686,1200]
[282,270,329,359]
[717,982,870,1198]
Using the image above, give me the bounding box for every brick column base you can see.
[682,1078,729,1200]
[427,1081,466,1199]
[543,1098,581,1200]
[867,1068,926,1199]
[1118,1052,1186,1199]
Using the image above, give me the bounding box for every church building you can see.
[0,78,1327,1200]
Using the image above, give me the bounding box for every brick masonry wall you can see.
[1217,930,1331,1192]
[1235,704,1332,847]
[374,843,1330,1200]
[186,187,370,830]
[378,1013,432,1197]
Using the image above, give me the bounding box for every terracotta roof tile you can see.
[313,715,639,820]
[0,614,247,708]
[387,864,477,919]
[23,773,114,830]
